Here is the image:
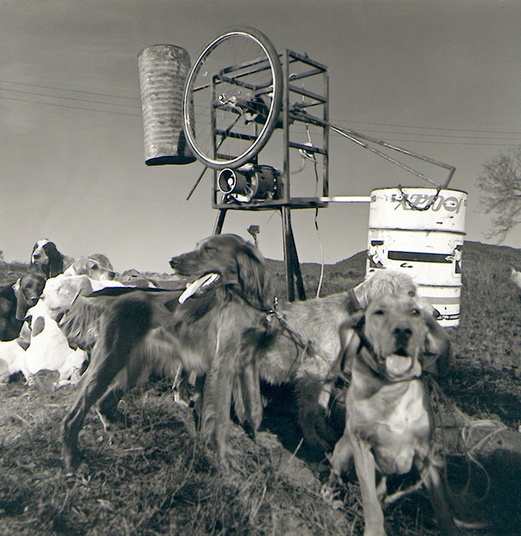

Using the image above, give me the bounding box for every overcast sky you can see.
[1,0,520,272]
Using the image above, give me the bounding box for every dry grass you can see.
[0,379,356,535]
[0,241,520,535]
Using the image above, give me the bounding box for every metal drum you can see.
[138,44,196,165]
[366,187,467,327]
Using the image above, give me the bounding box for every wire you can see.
[0,78,139,100]
[299,124,326,298]
[0,94,142,117]
[2,77,521,148]
[314,208,325,299]
[333,117,521,136]
[0,86,139,109]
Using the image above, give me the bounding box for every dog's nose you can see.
[170,257,183,270]
[393,324,412,346]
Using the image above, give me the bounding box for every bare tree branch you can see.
[477,145,521,242]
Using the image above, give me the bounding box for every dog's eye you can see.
[372,309,385,316]
[411,308,420,316]
[92,264,99,270]
[408,290,416,297]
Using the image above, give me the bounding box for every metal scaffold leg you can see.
[281,206,306,302]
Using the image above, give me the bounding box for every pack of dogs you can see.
[1,235,460,534]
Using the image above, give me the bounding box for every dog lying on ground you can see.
[258,269,449,451]
[329,294,458,535]
[21,298,87,385]
[63,256,116,282]
[0,272,46,341]
[61,234,274,471]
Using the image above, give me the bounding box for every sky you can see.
[1,0,520,273]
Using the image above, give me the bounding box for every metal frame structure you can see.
[212,50,329,301]
[212,49,329,210]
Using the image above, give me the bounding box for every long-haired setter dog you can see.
[61,234,275,471]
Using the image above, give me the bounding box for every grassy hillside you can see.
[0,241,520,535]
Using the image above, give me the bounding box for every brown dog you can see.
[329,294,458,535]
[61,234,274,471]
[258,269,449,451]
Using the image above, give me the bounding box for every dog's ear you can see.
[13,279,29,321]
[421,312,451,376]
[12,279,20,295]
[45,242,64,277]
[338,312,365,372]
[31,316,45,337]
[236,244,273,310]
[342,311,365,332]
[44,241,58,256]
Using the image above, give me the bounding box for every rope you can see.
[425,376,509,501]
[269,305,332,377]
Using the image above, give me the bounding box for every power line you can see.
[0,78,139,101]
[1,77,521,147]
[335,127,521,142]
[343,137,520,147]
[0,95,141,117]
[333,117,521,136]
[0,86,140,109]
[329,131,521,146]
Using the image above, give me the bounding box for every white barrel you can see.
[366,187,467,327]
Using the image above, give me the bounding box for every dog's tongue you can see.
[385,354,413,377]
[179,273,219,304]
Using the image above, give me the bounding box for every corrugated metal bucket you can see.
[138,44,196,165]
[366,187,467,327]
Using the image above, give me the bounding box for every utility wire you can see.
[333,117,521,136]
[0,86,139,109]
[0,78,139,100]
[2,77,521,146]
[0,95,142,117]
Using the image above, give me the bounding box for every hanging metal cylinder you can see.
[138,44,196,165]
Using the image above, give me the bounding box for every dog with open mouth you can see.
[329,294,458,535]
[61,234,274,472]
